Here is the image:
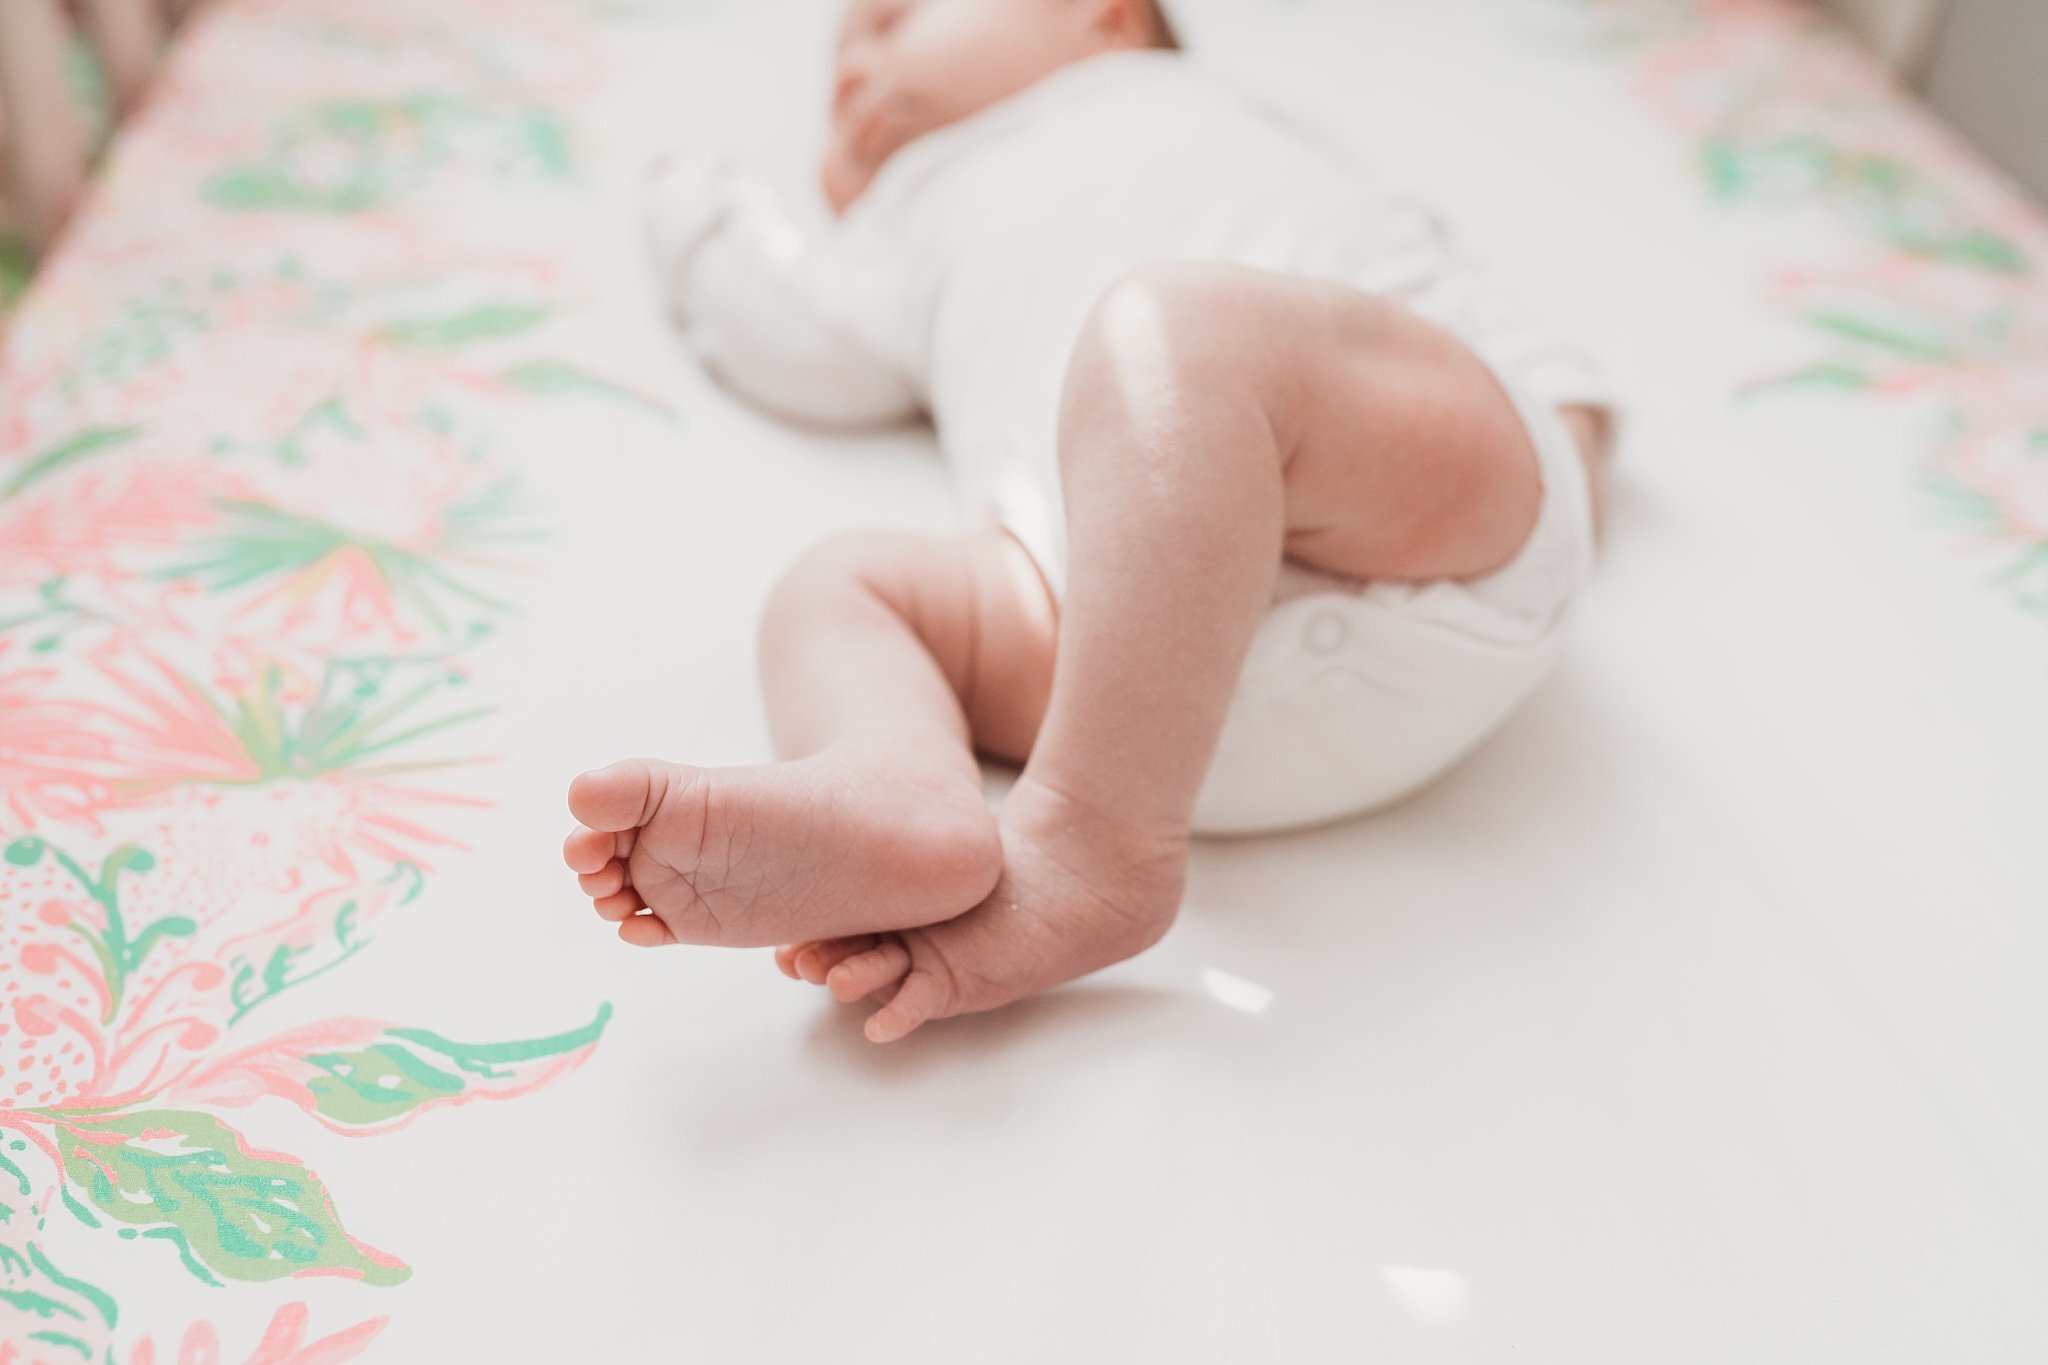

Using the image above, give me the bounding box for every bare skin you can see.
[818,0,1167,213]
[565,0,1613,1041]
[565,263,1606,1040]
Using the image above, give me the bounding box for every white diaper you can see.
[1186,373,1596,835]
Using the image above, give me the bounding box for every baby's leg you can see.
[563,529,1055,947]
[1030,262,1543,826]
[814,262,1548,1039]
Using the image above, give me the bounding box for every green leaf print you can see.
[274,394,366,467]
[372,302,550,350]
[200,99,418,216]
[202,94,580,218]
[157,492,533,636]
[1,426,142,501]
[1894,227,2027,275]
[1806,311,1957,363]
[202,164,387,216]
[227,887,379,1026]
[303,1042,465,1126]
[220,659,491,782]
[0,1239,118,1335]
[500,358,677,419]
[5,838,186,1024]
[520,109,576,178]
[1700,138,1752,198]
[301,1004,613,1129]
[1744,363,1873,397]
[58,1111,408,1288]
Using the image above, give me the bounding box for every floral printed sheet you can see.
[1,2,664,1359]
[3,0,2046,1361]
[1584,0,2048,610]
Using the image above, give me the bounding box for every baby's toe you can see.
[578,860,628,899]
[567,758,670,835]
[794,935,879,986]
[618,912,677,948]
[776,940,840,981]
[563,824,616,875]
[865,963,952,1044]
[593,888,645,922]
[826,940,911,1003]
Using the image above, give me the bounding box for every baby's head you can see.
[823,0,1179,213]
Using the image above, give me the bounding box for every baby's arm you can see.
[645,152,920,430]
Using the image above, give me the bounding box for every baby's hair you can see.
[1143,0,1183,49]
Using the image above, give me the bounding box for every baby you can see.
[562,0,1613,1042]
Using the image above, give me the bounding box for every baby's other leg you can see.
[757,529,1056,769]
[1038,262,1544,829]
[824,262,1547,1039]
[565,529,1055,948]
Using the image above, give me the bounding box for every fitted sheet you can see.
[3,0,2046,1361]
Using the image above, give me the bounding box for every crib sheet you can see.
[3,0,2045,1361]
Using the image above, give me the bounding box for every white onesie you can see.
[651,50,1611,833]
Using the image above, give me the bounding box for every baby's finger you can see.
[828,939,912,1004]
[578,861,627,899]
[562,825,613,875]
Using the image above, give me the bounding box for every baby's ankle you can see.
[1005,773,1190,863]
[810,732,987,790]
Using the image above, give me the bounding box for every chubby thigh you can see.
[930,503,1584,836]
[1057,261,1550,589]
[1045,263,1574,828]
[1190,386,1597,835]
[861,265,1583,826]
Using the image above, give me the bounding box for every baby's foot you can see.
[563,740,1002,948]
[774,777,1187,1041]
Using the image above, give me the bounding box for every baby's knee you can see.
[763,529,990,634]
[1065,262,1284,423]
[765,530,916,617]
[1093,259,1253,319]
[1076,262,1244,361]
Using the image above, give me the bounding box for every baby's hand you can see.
[642,147,741,264]
[638,149,798,331]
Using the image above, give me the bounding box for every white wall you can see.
[1823,0,1946,74]
[1923,0,2048,204]
[1824,0,2048,205]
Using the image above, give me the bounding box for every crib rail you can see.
[0,0,203,258]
